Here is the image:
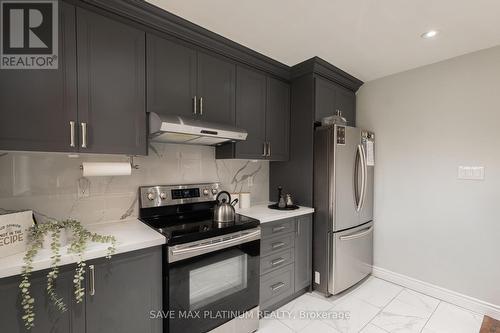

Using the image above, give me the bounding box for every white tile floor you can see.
[258,276,484,333]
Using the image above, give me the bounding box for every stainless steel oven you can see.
[167,228,260,333]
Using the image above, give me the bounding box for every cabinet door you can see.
[77,8,147,155]
[0,266,84,333]
[234,66,267,159]
[335,85,356,127]
[0,2,77,153]
[197,52,236,125]
[294,215,312,292]
[85,247,162,333]
[266,78,290,161]
[314,76,336,122]
[147,34,197,117]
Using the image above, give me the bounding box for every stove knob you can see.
[147,192,156,201]
[211,188,218,195]
[160,192,167,200]
[202,189,210,196]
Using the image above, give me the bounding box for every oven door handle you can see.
[168,229,261,263]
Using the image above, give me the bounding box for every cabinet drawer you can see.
[260,248,293,275]
[262,218,295,237]
[261,233,294,255]
[260,264,294,309]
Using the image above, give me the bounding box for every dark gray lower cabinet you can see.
[259,215,312,311]
[294,215,313,291]
[0,264,84,333]
[76,7,147,155]
[86,247,162,333]
[0,247,161,333]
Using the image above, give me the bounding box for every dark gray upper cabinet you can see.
[0,2,78,153]
[216,71,290,161]
[147,34,197,117]
[294,215,313,292]
[197,52,236,124]
[266,78,290,161]
[315,76,356,126]
[234,66,267,159]
[0,264,84,333]
[315,76,337,122]
[77,8,147,155]
[85,247,162,333]
[146,36,236,125]
[335,84,356,127]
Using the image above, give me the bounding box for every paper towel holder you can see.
[79,156,140,171]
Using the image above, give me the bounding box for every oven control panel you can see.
[139,183,220,208]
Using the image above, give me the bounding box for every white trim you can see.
[371,265,500,320]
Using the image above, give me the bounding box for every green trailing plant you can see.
[20,219,116,330]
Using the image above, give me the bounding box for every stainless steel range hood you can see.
[149,112,248,146]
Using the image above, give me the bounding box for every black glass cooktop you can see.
[140,212,260,245]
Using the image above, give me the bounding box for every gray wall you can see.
[357,45,500,306]
[0,144,269,224]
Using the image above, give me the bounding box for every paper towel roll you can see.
[82,162,132,177]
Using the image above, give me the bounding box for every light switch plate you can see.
[458,166,485,180]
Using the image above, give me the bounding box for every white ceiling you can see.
[147,0,500,82]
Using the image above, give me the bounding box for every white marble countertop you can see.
[236,204,314,224]
[0,218,165,279]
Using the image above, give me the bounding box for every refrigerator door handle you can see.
[339,226,373,241]
[326,230,332,295]
[359,144,368,211]
[355,144,366,212]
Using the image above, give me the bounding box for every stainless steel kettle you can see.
[213,191,238,223]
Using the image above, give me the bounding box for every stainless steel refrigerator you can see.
[313,124,375,295]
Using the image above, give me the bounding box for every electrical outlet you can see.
[458,166,485,180]
[77,177,91,199]
[247,175,254,187]
[314,271,320,284]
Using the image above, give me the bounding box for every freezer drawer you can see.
[330,221,373,295]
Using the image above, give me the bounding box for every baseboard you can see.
[371,265,500,320]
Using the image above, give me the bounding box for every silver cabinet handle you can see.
[296,219,301,237]
[89,264,95,296]
[193,96,197,115]
[339,226,374,241]
[272,226,286,233]
[262,142,267,157]
[271,257,285,267]
[81,122,88,149]
[267,142,271,157]
[199,97,203,115]
[271,282,285,291]
[271,241,286,250]
[69,121,76,147]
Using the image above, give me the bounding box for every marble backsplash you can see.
[0,144,269,224]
